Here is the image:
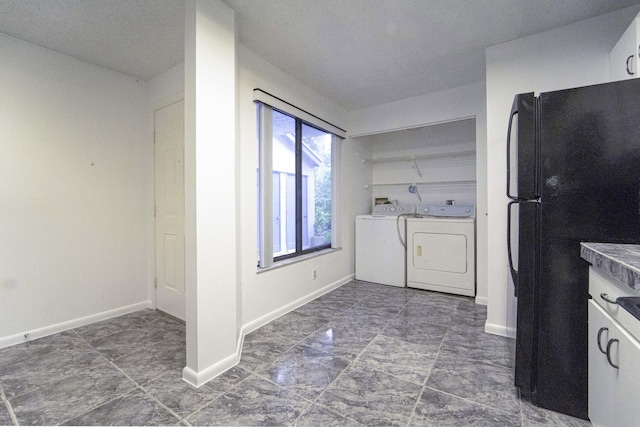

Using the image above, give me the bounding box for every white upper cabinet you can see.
[610,14,640,81]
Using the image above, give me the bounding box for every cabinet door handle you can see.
[600,293,618,305]
[626,55,635,75]
[597,327,609,354]
[606,338,620,369]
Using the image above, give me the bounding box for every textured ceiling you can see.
[223,0,640,110]
[1,0,639,110]
[0,0,184,81]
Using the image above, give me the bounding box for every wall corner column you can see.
[183,0,238,386]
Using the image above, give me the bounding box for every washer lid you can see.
[417,205,475,218]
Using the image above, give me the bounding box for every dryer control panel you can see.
[417,204,475,218]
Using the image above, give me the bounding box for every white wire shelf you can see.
[362,150,476,164]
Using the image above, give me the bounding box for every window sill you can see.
[257,247,342,274]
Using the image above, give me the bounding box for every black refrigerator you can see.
[506,78,640,420]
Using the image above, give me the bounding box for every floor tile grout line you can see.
[182,367,265,425]
[405,384,427,427]
[0,384,18,426]
[53,352,186,426]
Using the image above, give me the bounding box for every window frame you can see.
[256,93,342,269]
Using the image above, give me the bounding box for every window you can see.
[255,90,344,268]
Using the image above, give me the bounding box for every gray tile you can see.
[356,335,437,385]
[113,339,185,386]
[0,398,13,426]
[426,353,521,415]
[144,365,250,417]
[186,375,310,426]
[238,330,297,372]
[134,309,183,326]
[259,311,328,342]
[302,325,377,360]
[74,313,149,341]
[294,298,356,320]
[521,400,591,426]
[353,295,408,316]
[381,317,447,350]
[456,298,487,316]
[10,362,137,426]
[89,326,181,361]
[256,344,350,399]
[409,387,522,426]
[294,403,364,426]
[0,339,108,399]
[317,364,422,427]
[340,280,380,294]
[409,290,465,308]
[144,377,222,418]
[441,327,514,368]
[327,305,393,333]
[0,331,91,371]
[62,388,181,426]
[395,301,456,327]
[317,287,367,305]
[200,365,253,394]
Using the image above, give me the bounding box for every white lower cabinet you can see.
[588,299,640,426]
[614,323,640,427]
[588,300,616,427]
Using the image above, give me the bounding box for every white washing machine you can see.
[406,205,476,296]
[355,204,415,287]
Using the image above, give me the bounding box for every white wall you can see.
[149,63,185,109]
[0,33,152,346]
[484,6,640,337]
[361,119,476,208]
[347,82,488,305]
[237,44,365,331]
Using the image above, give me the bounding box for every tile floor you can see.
[0,280,591,426]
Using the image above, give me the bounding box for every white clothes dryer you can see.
[355,204,415,287]
[406,205,475,296]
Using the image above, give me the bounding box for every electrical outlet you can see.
[312,269,317,280]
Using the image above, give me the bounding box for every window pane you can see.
[302,124,332,250]
[272,110,296,256]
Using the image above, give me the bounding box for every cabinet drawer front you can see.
[589,267,638,321]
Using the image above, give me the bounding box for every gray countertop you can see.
[580,242,640,293]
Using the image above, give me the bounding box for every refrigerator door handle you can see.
[507,199,519,297]
[506,96,519,201]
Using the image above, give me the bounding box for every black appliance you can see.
[506,78,640,420]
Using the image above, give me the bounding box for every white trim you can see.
[243,274,353,335]
[484,321,516,338]
[0,301,152,349]
[182,352,239,387]
[253,89,347,138]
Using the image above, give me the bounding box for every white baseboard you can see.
[0,300,153,349]
[182,350,239,387]
[241,274,353,336]
[182,274,354,387]
[484,321,516,338]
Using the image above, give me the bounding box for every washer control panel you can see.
[372,204,415,216]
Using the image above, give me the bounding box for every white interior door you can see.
[155,100,185,320]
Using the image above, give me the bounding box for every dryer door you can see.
[407,219,475,296]
[412,232,467,273]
